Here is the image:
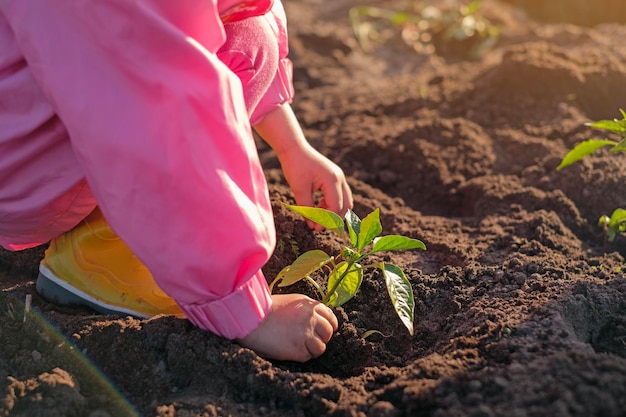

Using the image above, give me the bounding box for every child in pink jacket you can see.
[0,0,353,362]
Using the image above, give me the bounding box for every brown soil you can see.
[2,1,626,416]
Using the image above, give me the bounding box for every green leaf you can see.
[556,139,618,170]
[341,246,359,260]
[380,263,415,336]
[610,138,626,152]
[608,208,626,226]
[586,119,626,135]
[284,204,345,233]
[357,208,383,251]
[389,11,411,26]
[605,208,626,242]
[361,329,390,340]
[372,235,426,253]
[345,210,361,248]
[278,250,332,287]
[326,262,363,307]
[467,1,481,15]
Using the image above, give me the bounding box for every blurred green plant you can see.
[276,232,300,257]
[271,205,426,335]
[557,110,626,242]
[598,209,626,243]
[349,0,500,59]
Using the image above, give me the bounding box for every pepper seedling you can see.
[557,109,626,242]
[270,205,426,335]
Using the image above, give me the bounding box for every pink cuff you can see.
[178,271,273,340]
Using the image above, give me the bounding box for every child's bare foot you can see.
[237,293,338,362]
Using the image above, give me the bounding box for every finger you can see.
[293,187,315,209]
[341,179,354,215]
[308,218,324,231]
[320,180,343,215]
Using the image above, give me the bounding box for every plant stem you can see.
[268,275,281,293]
[305,276,326,300]
[322,259,359,305]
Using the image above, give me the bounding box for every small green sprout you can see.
[598,209,626,242]
[276,233,300,257]
[270,205,426,335]
[361,329,391,340]
[557,110,626,242]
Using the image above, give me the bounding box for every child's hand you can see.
[237,293,338,362]
[253,103,353,227]
[280,144,353,229]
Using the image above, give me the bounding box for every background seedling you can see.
[598,209,626,243]
[557,110,626,241]
[270,205,426,335]
[557,109,626,170]
[349,0,500,59]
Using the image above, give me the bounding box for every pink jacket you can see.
[0,0,293,340]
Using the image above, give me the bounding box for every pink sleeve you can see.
[2,0,275,340]
[251,0,295,125]
[218,0,294,126]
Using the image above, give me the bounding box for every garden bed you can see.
[2,0,626,416]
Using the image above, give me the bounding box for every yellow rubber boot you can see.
[37,207,184,318]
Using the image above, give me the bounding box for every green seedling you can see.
[557,109,626,170]
[270,205,426,335]
[349,0,499,58]
[598,209,626,242]
[557,110,626,242]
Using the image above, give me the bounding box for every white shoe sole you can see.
[37,263,150,318]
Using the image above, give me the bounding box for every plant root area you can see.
[2,1,626,416]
